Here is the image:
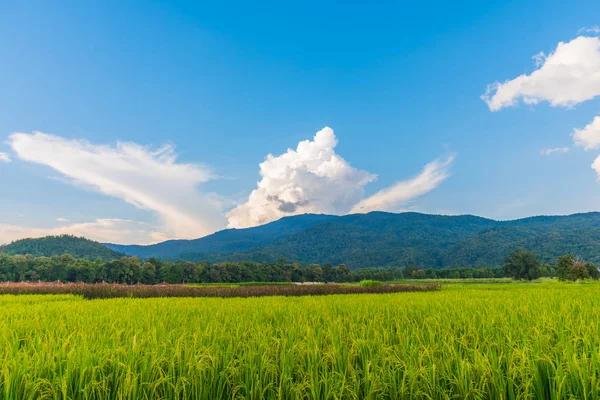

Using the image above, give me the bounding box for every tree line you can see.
[0,250,589,284]
[0,252,515,284]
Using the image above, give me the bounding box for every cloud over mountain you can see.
[227,127,453,228]
[6,128,452,242]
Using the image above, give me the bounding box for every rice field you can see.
[1,281,600,399]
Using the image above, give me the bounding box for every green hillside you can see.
[106,214,338,258]
[1,235,123,260]
[108,211,600,269]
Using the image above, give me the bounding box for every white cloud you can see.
[350,156,454,214]
[578,26,600,34]
[0,152,11,163]
[540,147,570,156]
[482,36,600,111]
[593,155,600,179]
[9,132,226,239]
[227,127,453,228]
[572,116,600,150]
[227,127,376,228]
[9,128,454,240]
[0,219,169,245]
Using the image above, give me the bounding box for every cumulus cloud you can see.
[0,219,169,245]
[8,128,453,241]
[9,132,226,239]
[540,147,570,156]
[227,127,453,228]
[350,156,454,214]
[0,152,11,163]
[227,127,376,228]
[572,116,600,150]
[482,36,600,111]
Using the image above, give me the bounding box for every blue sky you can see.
[1,0,600,244]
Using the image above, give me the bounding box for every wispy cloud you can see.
[482,36,600,111]
[0,219,169,245]
[9,132,227,239]
[350,155,454,214]
[8,128,454,241]
[0,152,11,163]
[540,147,569,156]
[578,26,600,34]
[227,127,453,228]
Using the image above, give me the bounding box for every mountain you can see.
[106,211,600,269]
[0,235,124,260]
[106,214,338,259]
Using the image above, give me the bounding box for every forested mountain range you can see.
[4,212,600,269]
[107,212,600,269]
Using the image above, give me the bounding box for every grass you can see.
[401,277,515,284]
[359,279,383,287]
[0,282,599,398]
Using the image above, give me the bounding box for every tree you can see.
[557,255,574,281]
[586,262,599,280]
[411,269,426,279]
[322,263,334,282]
[403,264,421,278]
[304,264,323,282]
[504,248,541,281]
[571,262,590,281]
[140,262,157,284]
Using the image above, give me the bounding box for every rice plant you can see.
[0,282,599,399]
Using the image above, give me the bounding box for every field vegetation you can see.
[0,281,438,299]
[0,282,599,398]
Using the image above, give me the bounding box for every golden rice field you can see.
[1,281,600,399]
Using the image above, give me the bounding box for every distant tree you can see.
[403,264,421,278]
[322,263,334,282]
[586,262,599,280]
[411,269,426,279]
[140,262,157,284]
[571,262,590,281]
[557,255,574,281]
[304,264,323,282]
[504,248,541,281]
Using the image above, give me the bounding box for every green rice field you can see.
[1,281,600,399]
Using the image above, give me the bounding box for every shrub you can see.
[360,280,383,288]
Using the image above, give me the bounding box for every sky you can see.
[2,0,600,244]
